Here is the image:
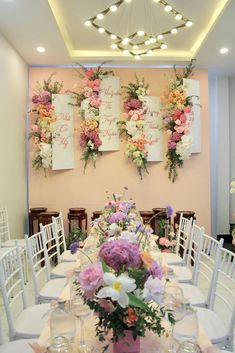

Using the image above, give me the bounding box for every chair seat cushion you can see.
[51,262,76,278]
[196,307,228,344]
[179,283,206,307]
[162,253,184,265]
[39,278,67,301]
[2,239,26,248]
[60,250,77,263]
[15,303,51,339]
[169,265,192,283]
[0,339,37,353]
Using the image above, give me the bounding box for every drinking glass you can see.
[176,341,201,353]
[70,293,92,353]
[48,336,73,353]
[173,307,199,344]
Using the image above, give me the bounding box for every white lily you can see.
[97,272,136,308]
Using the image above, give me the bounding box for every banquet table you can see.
[37,251,215,353]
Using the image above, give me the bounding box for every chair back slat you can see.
[52,212,66,260]
[0,243,27,340]
[40,223,60,275]
[186,223,204,282]
[0,207,10,245]
[25,231,50,303]
[175,214,192,263]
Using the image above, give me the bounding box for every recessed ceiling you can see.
[48,0,230,62]
[0,0,234,74]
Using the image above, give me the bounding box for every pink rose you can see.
[32,124,39,132]
[174,108,182,118]
[79,263,103,297]
[176,126,184,134]
[85,69,94,78]
[165,239,171,247]
[159,237,167,246]
[172,132,181,142]
[184,106,191,114]
[180,114,187,123]
[168,141,177,149]
[175,119,181,126]
[162,249,172,253]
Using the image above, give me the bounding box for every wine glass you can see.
[70,294,92,353]
[173,307,199,344]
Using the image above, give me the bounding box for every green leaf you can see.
[127,293,147,309]
[102,261,111,273]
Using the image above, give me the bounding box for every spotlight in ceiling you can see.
[110,34,117,40]
[110,5,118,12]
[111,43,118,49]
[84,20,91,26]
[98,27,105,33]
[137,30,145,36]
[135,54,141,60]
[186,21,193,27]
[175,13,183,20]
[157,34,164,40]
[165,5,172,12]
[219,47,229,54]
[36,46,46,53]
[161,44,168,49]
[171,28,178,34]
[97,13,104,20]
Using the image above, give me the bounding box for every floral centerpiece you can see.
[154,207,176,253]
[118,76,151,179]
[29,73,63,171]
[161,61,195,182]
[69,64,113,170]
[89,188,153,248]
[75,238,173,353]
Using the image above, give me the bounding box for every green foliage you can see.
[166,149,184,183]
[66,227,87,248]
[42,72,63,94]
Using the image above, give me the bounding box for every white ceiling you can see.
[0,0,234,74]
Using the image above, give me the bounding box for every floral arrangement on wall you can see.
[118,75,151,179]
[161,61,195,182]
[70,64,113,170]
[29,73,63,171]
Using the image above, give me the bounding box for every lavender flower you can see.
[99,239,141,271]
[70,241,79,254]
[166,205,173,218]
[149,260,163,280]
[108,211,126,224]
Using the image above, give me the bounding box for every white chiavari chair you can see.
[0,207,28,282]
[0,244,50,340]
[25,232,67,303]
[52,213,77,263]
[40,223,76,279]
[196,243,234,349]
[163,214,193,266]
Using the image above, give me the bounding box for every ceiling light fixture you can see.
[37,47,46,53]
[84,0,193,58]
[123,49,130,54]
[220,47,229,54]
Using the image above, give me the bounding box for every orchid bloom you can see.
[97,272,136,308]
[142,275,164,304]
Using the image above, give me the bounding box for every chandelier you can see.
[84,0,193,59]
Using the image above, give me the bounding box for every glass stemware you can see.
[70,293,92,353]
[173,307,199,344]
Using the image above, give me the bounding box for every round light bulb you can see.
[98,27,105,33]
[110,34,117,40]
[165,5,172,12]
[150,37,157,43]
[132,45,139,50]
[175,13,183,20]
[125,0,132,2]
[37,46,45,53]
[122,37,130,45]
[147,49,153,55]
[153,0,160,2]
[135,54,141,60]
[111,43,117,49]
[186,21,193,27]
[137,30,145,36]
[145,40,150,45]
[110,5,118,12]
[123,49,130,55]
[97,13,104,20]
[171,28,178,34]
[161,44,168,49]
[220,47,229,54]
[84,20,91,27]
[157,34,164,40]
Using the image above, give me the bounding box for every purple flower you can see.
[70,241,79,254]
[108,211,126,224]
[79,263,103,298]
[149,260,163,280]
[40,91,51,105]
[99,239,141,271]
[166,205,173,218]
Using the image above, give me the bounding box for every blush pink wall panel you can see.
[28,68,210,234]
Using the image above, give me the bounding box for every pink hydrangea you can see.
[159,237,167,246]
[79,263,103,298]
[124,99,142,113]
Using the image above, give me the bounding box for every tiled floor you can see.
[0,260,234,352]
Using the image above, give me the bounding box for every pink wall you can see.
[28,68,211,234]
